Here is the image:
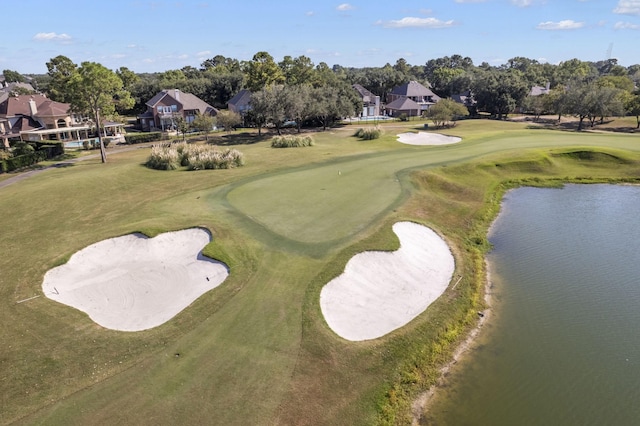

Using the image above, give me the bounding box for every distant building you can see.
[0,94,91,148]
[386,81,441,117]
[227,89,252,116]
[138,89,218,132]
[352,84,380,117]
[529,82,551,96]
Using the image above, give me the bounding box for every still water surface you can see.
[427,184,640,426]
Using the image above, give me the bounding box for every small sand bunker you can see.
[320,222,455,341]
[42,228,228,332]
[397,132,461,145]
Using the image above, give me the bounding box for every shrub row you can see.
[1,151,47,172]
[35,142,65,157]
[146,143,245,171]
[125,132,164,144]
[271,135,314,148]
[353,127,382,140]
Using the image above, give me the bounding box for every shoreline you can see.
[409,197,509,424]
[410,259,495,424]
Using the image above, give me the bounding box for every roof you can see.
[352,84,378,103]
[385,97,421,111]
[0,82,36,93]
[530,84,551,96]
[451,90,476,105]
[146,89,218,115]
[35,100,71,117]
[389,80,436,97]
[228,89,252,107]
[0,94,49,116]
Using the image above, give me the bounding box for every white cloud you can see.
[536,20,585,30]
[33,32,72,42]
[614,20,640,29]
[196,50,211,56]
[336,3,354,11]
[306,11,315,16]
[511,0,533,6]
[454,0,486,3]
[613,0,640,15]
[378,17,456,28]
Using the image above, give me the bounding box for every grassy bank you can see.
[1,120,639,425]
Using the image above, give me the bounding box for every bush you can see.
[34,142,64,157]
[271,135,314,148]
[125,132,164,145]
[145,143,245,171]
[4,151,47,172]
[353,127,381,140]
[145,145,180,170]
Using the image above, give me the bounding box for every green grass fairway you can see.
[1,119,639,425]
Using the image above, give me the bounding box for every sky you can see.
[2,0,639,75]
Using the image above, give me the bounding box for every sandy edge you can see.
[410,260,494,424]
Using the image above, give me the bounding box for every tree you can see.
[625,94,640,129]
[67,62,134,163]
[3,70,24,83]
[174,116,189,141]
[46,55,77,102]
[472,69,528,119]
[521,94,547,121]
[248,89,269,136]
[245,51,285,92]
[191,113,216,141]
[424,99,469,127]
[542,87,569,122]
[564,79,624,130]
[279,55,315,86]
[215,110,241,132]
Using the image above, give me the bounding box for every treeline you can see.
[6,52,640,128]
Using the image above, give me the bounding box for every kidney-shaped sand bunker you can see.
[320,222,455,341]
[42,228,229,332]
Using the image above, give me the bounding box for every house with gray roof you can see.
[386,81,441,117]
[352,84,381,117]
[138,89,218,132]
[227,89,252,116]
[529,82,551,96]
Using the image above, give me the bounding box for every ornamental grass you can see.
[146,143,244,170]
[353,127,382,140]
[271,135,314,148]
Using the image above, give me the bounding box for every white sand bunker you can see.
[42,228,229,332]
[320,222,455,341]
[397,131,461,145]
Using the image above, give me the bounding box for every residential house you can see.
[529,82,551,96]
[0,81,36,95]
[0,94,90,148]
[385,81,441,117]
[138,89,218,132]
[451,90,477,115]
[352,84,381,117]
[227,89,252,116]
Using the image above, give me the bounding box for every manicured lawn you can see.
[1,119,639,425]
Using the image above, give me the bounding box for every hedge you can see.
[125,132,164,144]
[35,142,64,157]
[3,151,47,172]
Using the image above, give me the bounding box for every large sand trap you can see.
[320,222,455,341]
[42,228,229,332]
[397,131,461,145]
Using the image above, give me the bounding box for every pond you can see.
[426,184,640,425]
